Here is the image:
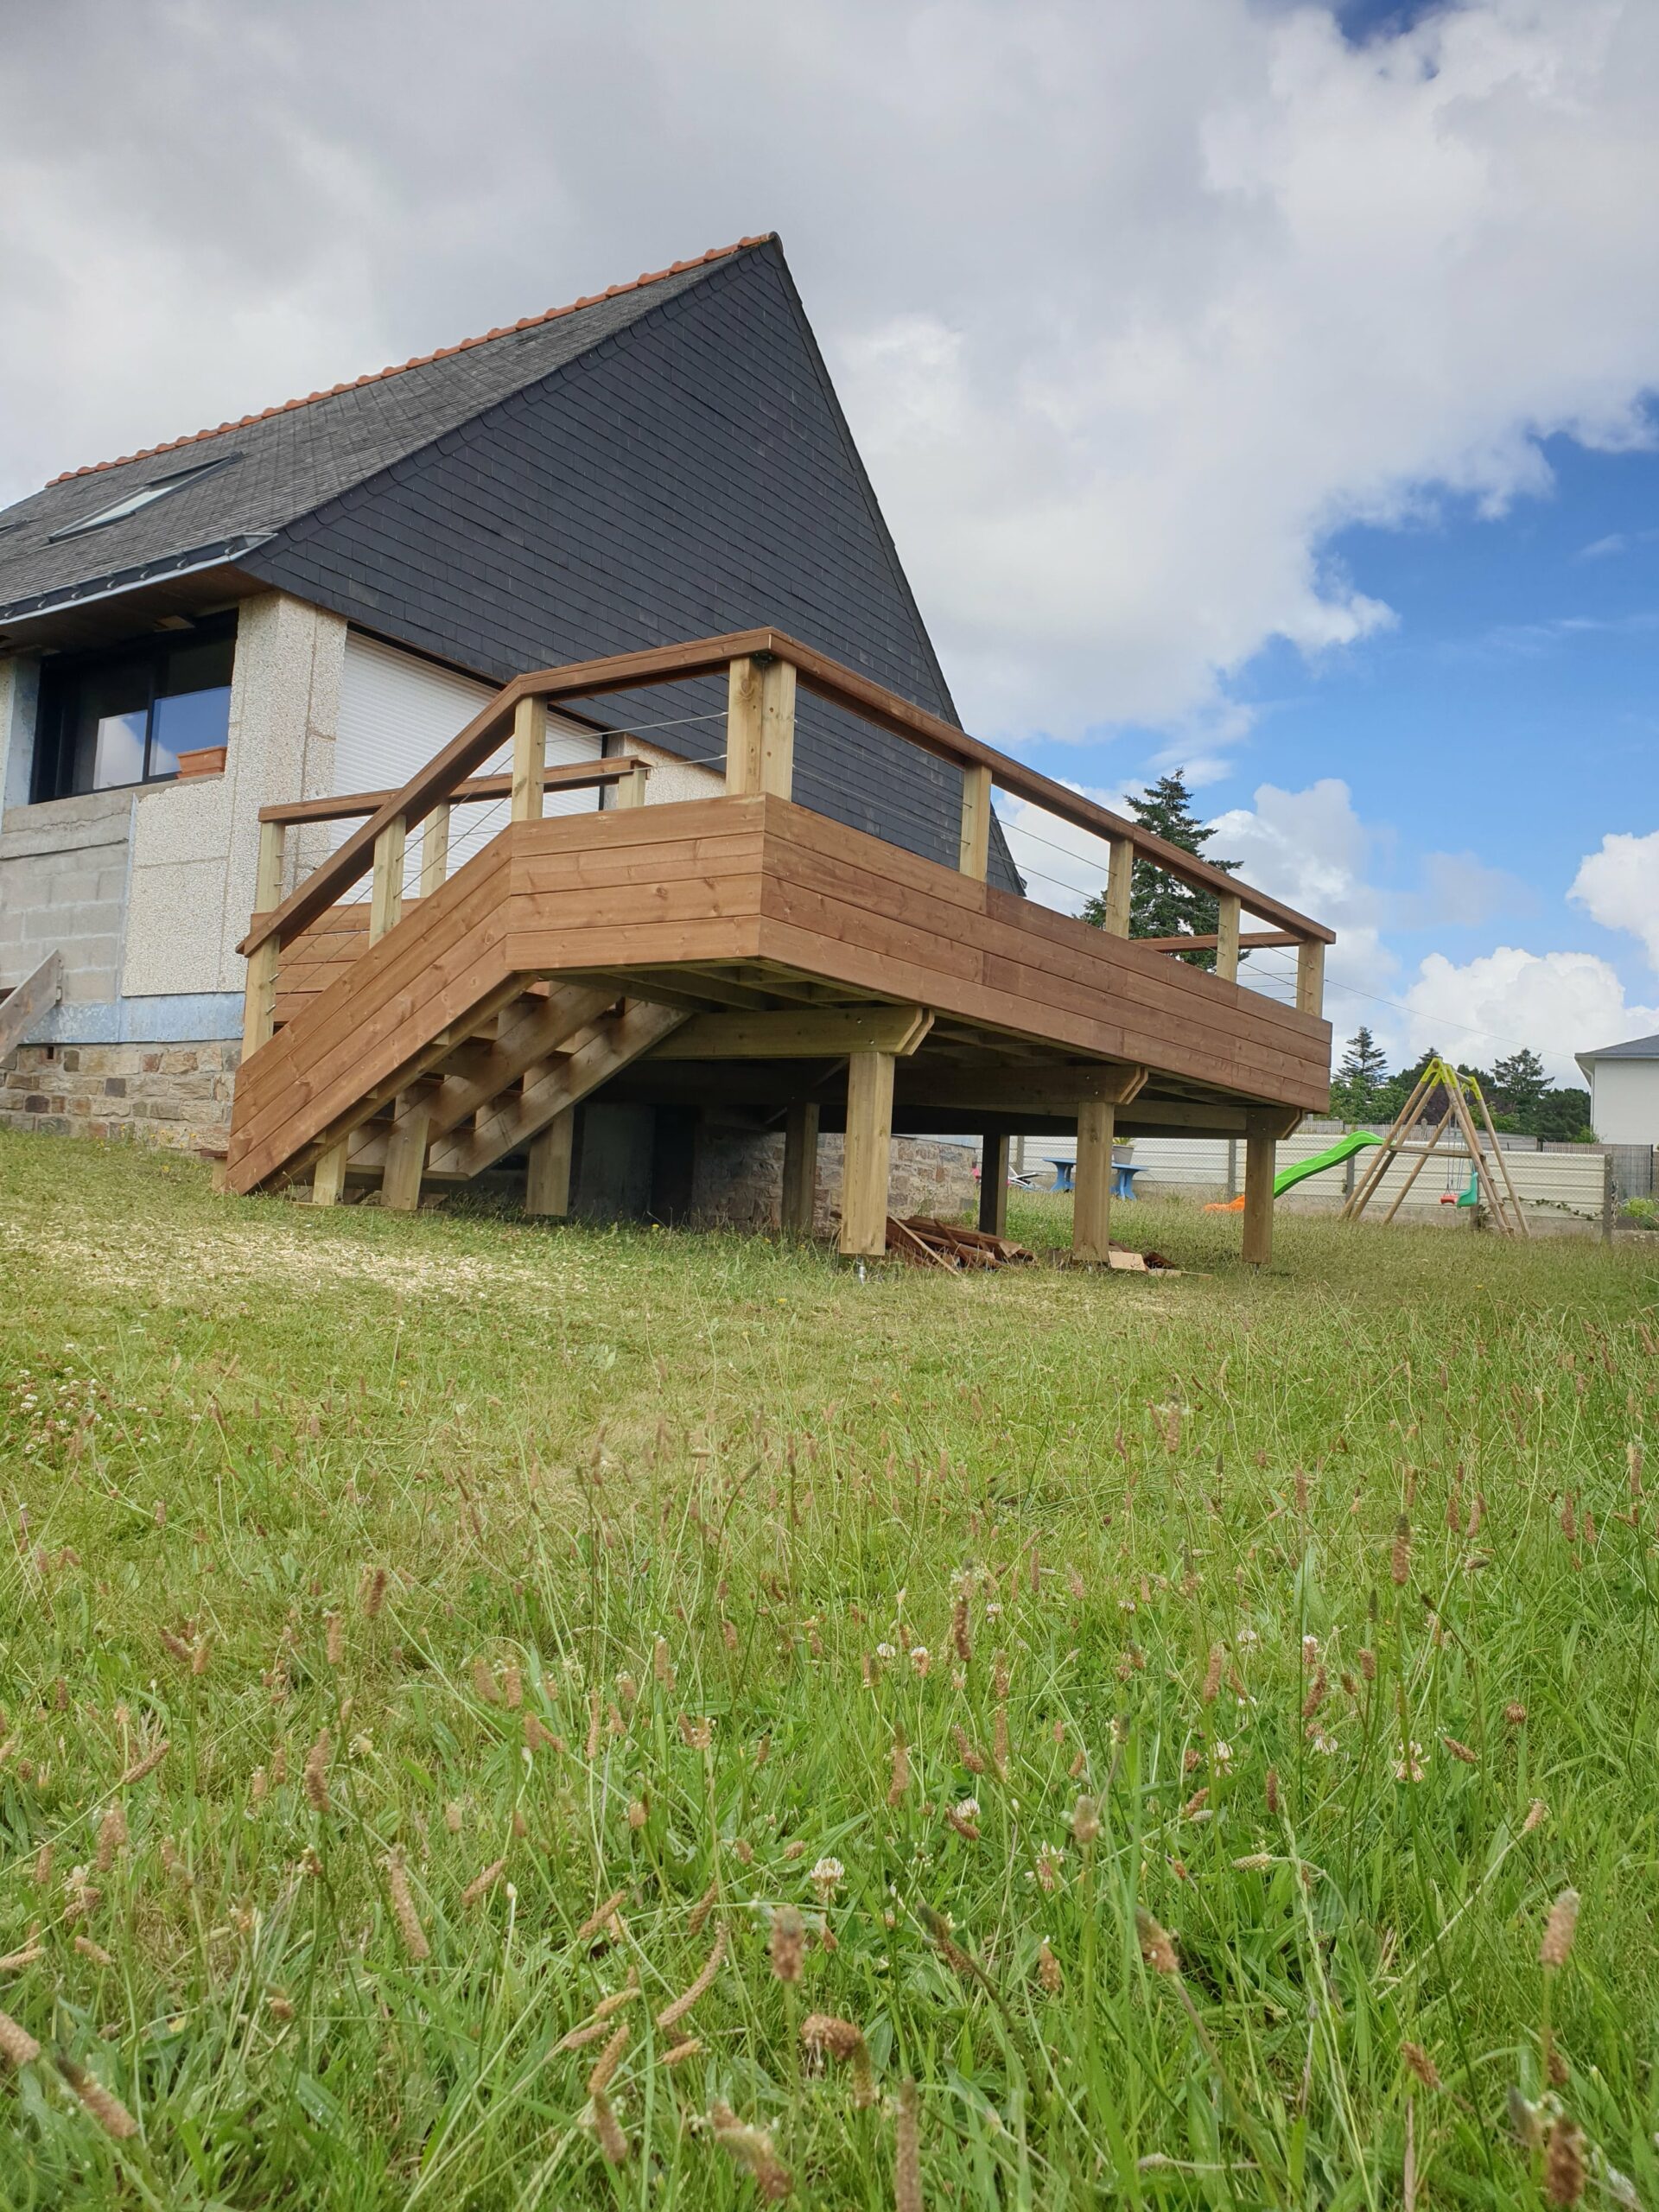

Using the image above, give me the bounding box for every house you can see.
[1576,1032,1659,1146]
[0,233,1334,1263]
[0,236,1014,1141]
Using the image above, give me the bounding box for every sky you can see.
[3,0,1657,1083]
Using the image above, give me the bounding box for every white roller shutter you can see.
[334,632,601,889]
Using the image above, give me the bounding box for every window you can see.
[46,452,242,542]
[30,614,236,800]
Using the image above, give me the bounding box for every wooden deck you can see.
[226,632,1334,1262]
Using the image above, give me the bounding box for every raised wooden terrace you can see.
[226,632,1334,1262]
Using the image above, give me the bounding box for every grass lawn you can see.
[0,1129,1656,2209]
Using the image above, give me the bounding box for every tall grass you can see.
[0,1131,1655,2208]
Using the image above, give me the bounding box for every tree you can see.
[1490,1047,1548,1130]
[1082,770,1240,969]
[1532,1085,1593,1143]
[1330,1026,1389,1121]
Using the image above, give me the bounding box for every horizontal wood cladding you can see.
[748,803,1328,1108]
[228,842,519,1191]
[229,794,1330,1192]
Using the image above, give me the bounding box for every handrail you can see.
[258,753,648,829]
[239,627,1335,959]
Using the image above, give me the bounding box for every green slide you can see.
[1206,1130,1381,1211]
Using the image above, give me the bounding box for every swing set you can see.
[1338,1056,1529,1236]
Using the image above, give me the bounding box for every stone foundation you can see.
[0,1053,980,1232]
[0,1040,238,1152]
[692,1127,977,1235]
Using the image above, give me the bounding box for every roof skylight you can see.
[47,452,242,543]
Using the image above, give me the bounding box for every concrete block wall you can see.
[0,788,132,1003]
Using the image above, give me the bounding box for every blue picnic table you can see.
[1046,1157,1144,1200]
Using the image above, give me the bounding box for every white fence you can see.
[1009,1128,1611,1222]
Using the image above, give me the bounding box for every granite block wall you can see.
[0,1040,238,1151]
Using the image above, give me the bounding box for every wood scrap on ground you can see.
[883,1215,1179,1273]
[886,1216,1033,1268]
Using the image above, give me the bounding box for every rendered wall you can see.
[1589,1059,1659,1146]
[121,593,346,997]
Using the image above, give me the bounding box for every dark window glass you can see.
[31,616,236,800]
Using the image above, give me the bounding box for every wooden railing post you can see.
[958,763,993,880]
[368,814,406,944]
[760,658,795,797]
[419,801,451,896]
[840,1051,894,1257]
[1216,893,1241,982]
[614,760,649,809]
[1103,837,1134,936]
[241,818,286,1057]
[1296,938,1325,1020]
[511,696,544,822]
[726,656,795,798]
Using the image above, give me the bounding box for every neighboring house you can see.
[1575,1032,1659,1146]
[0,232,1016,1158]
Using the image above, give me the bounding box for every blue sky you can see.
[1001,430,1659,1078]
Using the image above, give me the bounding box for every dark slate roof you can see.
[1577,1032,1659,1061]
[0,247,752,623]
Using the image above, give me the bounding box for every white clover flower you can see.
[874,1643,897,1662]
[810,1855,844,1901]
[1211,1741,1234,1773]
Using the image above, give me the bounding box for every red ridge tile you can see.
[47,235,772,484]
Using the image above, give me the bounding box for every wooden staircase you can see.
[226,825,687,1206]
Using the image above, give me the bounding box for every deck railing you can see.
[238,629,1333,1058]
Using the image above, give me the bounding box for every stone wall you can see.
[692,1127,977,1234]
[0,1039,238,1151]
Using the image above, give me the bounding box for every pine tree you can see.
[1330,1026,1389,1121]
[1081,771,1239,969]
[1491,1046,1548,1130]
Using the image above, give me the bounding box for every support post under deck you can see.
[1243,1111,1276,1268]
[525,1109,575,1218]
[1073,1100,1115,1263]
[381,1096,431,1214]
[781,1101,819,1236]
[841,1051,894,1257]
[979,1132,1010,1237]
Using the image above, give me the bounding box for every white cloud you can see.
[1569,829,1659,969]
[1401,947,1659,1081]
[4,3,1659,746]
[1405,849,1532,929]
[995,788,1128,916]
[1211,777,1396,999]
